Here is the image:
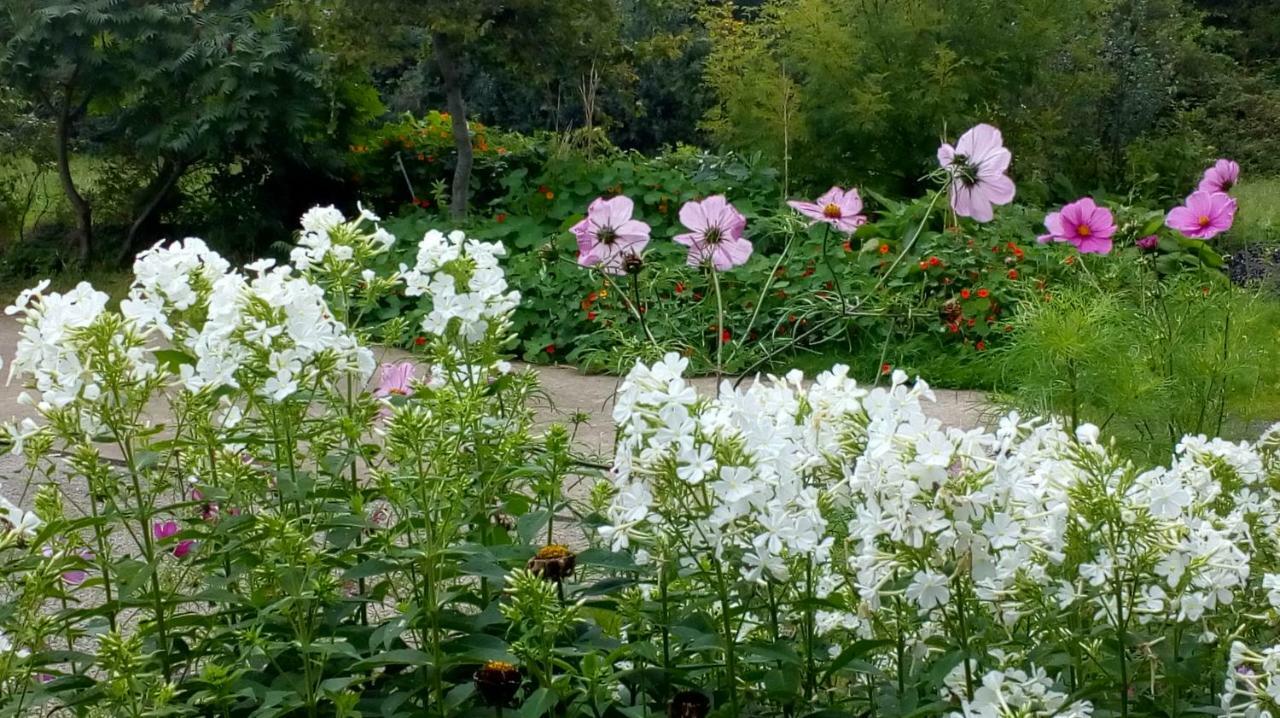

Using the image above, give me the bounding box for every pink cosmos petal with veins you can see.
[572,195,652,275]
[787,187,867,233]
[1037,197,1116,254]
[1166,191,1236,240]
[673,195,751,271]
[937,123,1016,223]
[1198,159,1240,194]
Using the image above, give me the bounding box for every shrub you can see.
[999,271,1280,461]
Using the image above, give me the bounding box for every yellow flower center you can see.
[1077,224,1091,237]
[1198,215,1211,227]
[535,544,572,560]
[483,660,518,672]
[822,203,842,218]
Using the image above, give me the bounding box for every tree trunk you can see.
[116,157,188,266]
[432,33,472,222]
[54,84,93,266]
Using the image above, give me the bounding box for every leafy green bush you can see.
[998,271,1280,461]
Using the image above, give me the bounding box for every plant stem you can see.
[602,272,657,346]
[819,225,850,348]
[630,271,651,346]
[711,267,725,392]
[713,561,740,716]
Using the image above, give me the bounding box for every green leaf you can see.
[349,648,431,671]
[576,548,637,571]
[519,687,558,718]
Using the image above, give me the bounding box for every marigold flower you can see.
[474,660,522,707]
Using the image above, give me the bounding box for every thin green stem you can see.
[711,267,725,392]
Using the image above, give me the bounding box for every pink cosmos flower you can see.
[1136,235,1159,251]
[787,187,867,233]
[375,362,416,398]
[1037,197,1117,255]
[673,195,752,270]
[571,196,651,275]
[937,124,1016,222]
[1166,191,1237,240]
[1198,159,1240,194]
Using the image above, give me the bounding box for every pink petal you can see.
[678,199,710,233]
[602,196,635,227]
[978,174,1015,205]
[713,237,753,270]
[1165,206,1200,235]
[672,231,697,249]
[949,184,974,218]
[976,146,1012,175]
[937,143,956,168]
[838,189,863,216]
[834,215,866,233]
[1076,236,1113,255]
[788,200,826,221]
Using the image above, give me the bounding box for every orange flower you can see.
[977,288,990,298]
[961,289,971,299]
[1007,269,1019,280]
[878,243,890,254]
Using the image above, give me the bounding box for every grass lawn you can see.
[1230,176,1280,248]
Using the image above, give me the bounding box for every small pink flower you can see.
[1136,235,1159,251]
[937,124,1016,223]
[787,187,867,233]
[1198,159,1239,194]
[375,362,416,398]
[1037,197,1117,255]
[43,546,92,586]
[63,549,93,585]
[673,195,752,270]
[172,539,195,559]
[153,520,179,541]
[1166,191,1237,240]
[153,520,193,557]
[571,196,651,275]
